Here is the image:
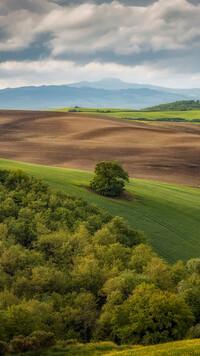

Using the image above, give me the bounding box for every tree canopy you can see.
[0,168,199,352]
[90,161,129,197]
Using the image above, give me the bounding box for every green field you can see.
[15,339,200,356]
[53,107,200,122]
[104,339,200,356]
[0,158,199,263]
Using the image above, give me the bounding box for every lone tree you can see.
[90,161,129,197]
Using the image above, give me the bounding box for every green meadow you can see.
[53,107,200,122]
[15,339,200,356]
[0,158,199,263]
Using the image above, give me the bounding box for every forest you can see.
[144,100,200,111]
[0,169,200,354]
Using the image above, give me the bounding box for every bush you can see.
[10,331,55,353]
[29,330,55,349]
[10,336,25,354]
[65,339,78,345]
[0,341,8,356]
[187,324,200,339]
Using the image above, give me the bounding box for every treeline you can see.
[0,170,200,353]
[144,100,200,111]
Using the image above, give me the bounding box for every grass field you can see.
[0,158,200,263]
[15,339,200,355]
[53,107,200,122]
[103,339,200,356]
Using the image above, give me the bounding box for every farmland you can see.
[54,107,200,122]
[0,158,199,263]
[0,110,200,187]
[1,107,200,354]
[0,108,200,263]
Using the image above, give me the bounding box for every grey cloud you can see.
[53,0,156,5]
[53,0,200,6]
[0,0,57,14]
[188,0,200,4]
[0,0,57,51]
[37,0,200,57]
[0,33,52,63]
[1,0,200,56]
[0,0,200,85]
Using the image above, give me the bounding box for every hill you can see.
[56,106,200,122]
[0,79,200,110]
[144,100,200,111]
[0,158,200,264]
[68,78,200,97]
[0,168,199,354]
[1,110,200,187]
[102,339,200,356]
[68,78,167,91]
[29,339,200,356]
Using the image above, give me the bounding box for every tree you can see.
[90,161,129,197]
[130,244,156,273]
[186,258,200,275]
[112,283,194,345]
[144,257,173,291]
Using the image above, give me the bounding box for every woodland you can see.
[0,169,200,353]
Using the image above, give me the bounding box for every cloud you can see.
[0,0,200,88]
[1,0,200,55]
[34,0,200,58]
[0,0,57,51]
[0,58,199,89]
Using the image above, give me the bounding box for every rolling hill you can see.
[0,158,200,263]
[1,110,200,187]
[55,106,200,122]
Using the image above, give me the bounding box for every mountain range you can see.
[0,78,200,110]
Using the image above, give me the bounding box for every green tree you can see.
[5,305,35,340]
[186,258,200,275]
[90,161,129,197]
[63,292,98,342]
[112,283,194,345]
[144,257,173,291]
[130,244,156,273]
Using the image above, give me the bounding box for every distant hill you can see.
[0,79,200,110]
[144,100,200,111]
[68,77,163,90]
[69,78,200,96]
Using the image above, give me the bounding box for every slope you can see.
[55,107,200,122]
[15,339,200,356]
[0,158,199,264]
[1,110,200,187]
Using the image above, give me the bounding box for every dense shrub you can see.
[187,324,200,340]
[10,331,55,353]
[0,341,8,356]
[10,336,25,354]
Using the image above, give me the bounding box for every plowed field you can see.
[0,110,199,186]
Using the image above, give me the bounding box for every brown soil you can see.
[0,110,200,187]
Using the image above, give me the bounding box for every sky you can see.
[0,0,200,89]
